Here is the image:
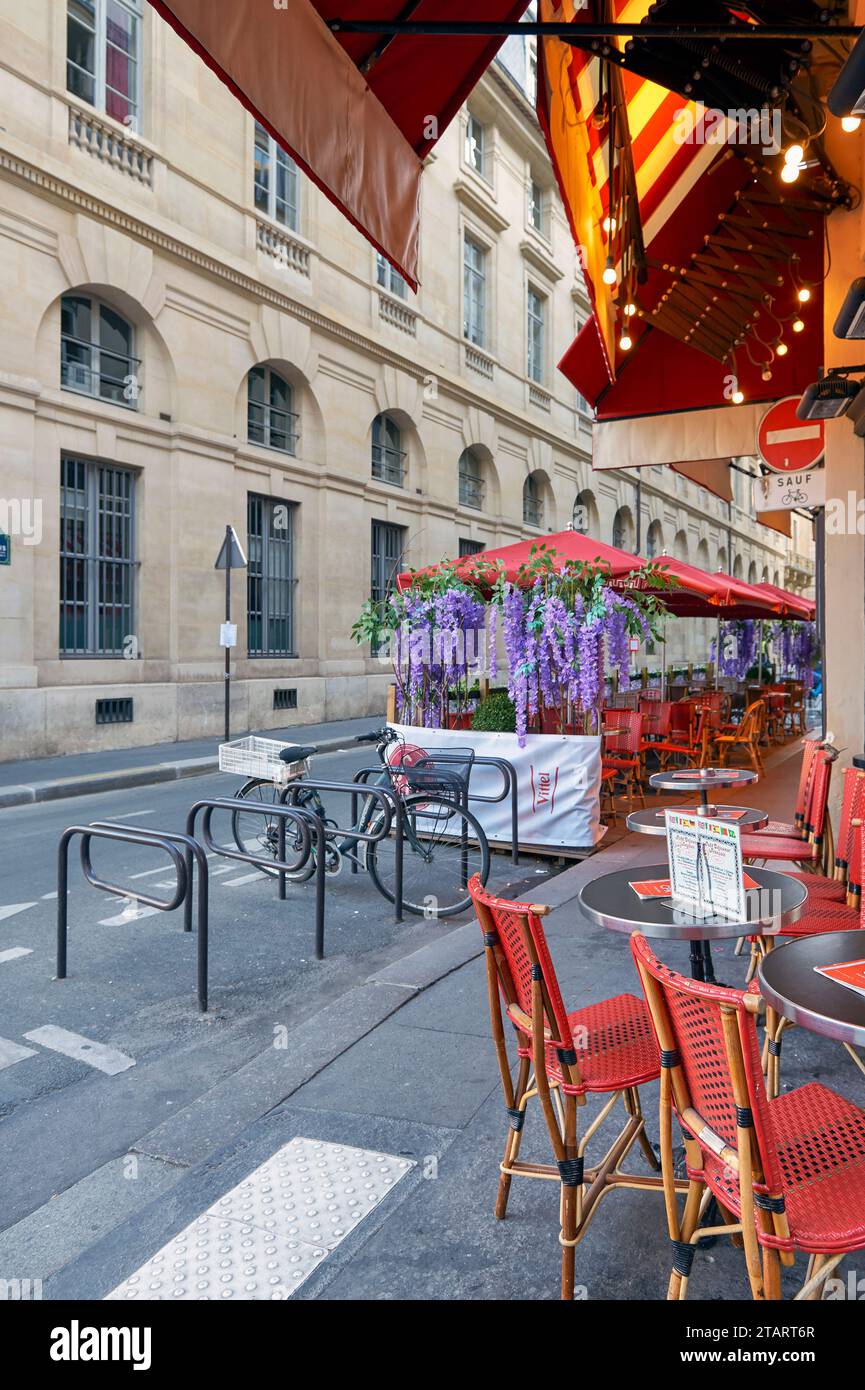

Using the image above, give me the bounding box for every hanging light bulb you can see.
[792,317,805,333]
[732,388,744,405]
[776,341,788,356]
[797,287,811,303]
[842,115,862,133]
[619,333,632,352]
[603,215,617,234]
[602,257,617,286]
[781,162,800,184]
[761,368,773,382]
[784,143,805,166]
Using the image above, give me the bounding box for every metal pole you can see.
[815,505,827,739]
[327,20,862,40]
[758,619,764,687]
[224,525,231,746]
[661,613,667,700]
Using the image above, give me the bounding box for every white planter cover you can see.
[389,724,603,851]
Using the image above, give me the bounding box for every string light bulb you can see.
[624,302,637,317]
[602,257,617,286]
[776,341,788,356]
[797,287,811,303]
[603,215,617,234]
[780,162,800,184]
[731,388,744,405]
[784,143,805,166]
[842,115,862,133]
[619,333,632,352]
[792,317,805,333]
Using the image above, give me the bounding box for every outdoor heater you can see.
[834,278,865,339]
[828,27,865,119]
[797,374,862,420]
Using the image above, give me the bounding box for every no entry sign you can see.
[756,396,825,473]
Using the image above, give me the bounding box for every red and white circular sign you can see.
[756,396,825,473]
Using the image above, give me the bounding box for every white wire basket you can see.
[218,736,311,785]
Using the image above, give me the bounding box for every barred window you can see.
[247,494,297,658]
[247,366,298,454]
[60,456,136,657]
[371,414,405,487]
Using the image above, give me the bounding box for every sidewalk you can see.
[38,738,849,1302]
[0,716,375,808]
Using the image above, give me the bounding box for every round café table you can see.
[578,863,807,984]
[758,930,865,1050]
[648,766,758,815]
[626,805,768,836]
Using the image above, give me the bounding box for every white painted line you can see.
[0,1037,37,1071]
[113,810,156,819]
[0,948,32,964]
[0,902,37,923]
[23,1026,135,1075]
[211,865,238,876]
[98,903,162,926]
[222,872,265,887]
[41,891,58,901]
[765,424,821,446]
[128,866,177,882]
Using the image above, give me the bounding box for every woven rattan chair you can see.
[631,931,865,1301]
[602,710,646,808]
[469,875,674,1299]
[714,699,766,776]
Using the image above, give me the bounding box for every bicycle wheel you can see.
[230,780,316,881]
[367,794,490,917]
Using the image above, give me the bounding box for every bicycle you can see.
[227,727,490,917]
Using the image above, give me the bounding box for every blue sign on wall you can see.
[0,534,10,566]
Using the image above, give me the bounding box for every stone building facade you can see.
[0,2,813,758]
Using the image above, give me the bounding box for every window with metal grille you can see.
[61,295,139,407]
[67,0,142,128]
[523,474,543,528]
[459,538,484,557]
[371,520,405,655]
[254,121,299,229]
[95,696,133,724]
[247,365,298,454]
[458,448,485,510]
[371,414,405,487]
[247,495,296,658]
[273,687,297,710]
[376,253,407,299]
[527,286,546,384]
[60,457,136,657]
[463,236,486,348]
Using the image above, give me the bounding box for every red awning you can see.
[147,0,529,288]
[397,531,782,619]
[750,582,815,622]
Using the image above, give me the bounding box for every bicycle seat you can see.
[279,744,318,762]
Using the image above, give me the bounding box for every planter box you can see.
[390,723,603,851]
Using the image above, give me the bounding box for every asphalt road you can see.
[0,744,557,1273]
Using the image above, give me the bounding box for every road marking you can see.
[98,904,162,925]
[222,872,265,887]
[128,865,177,881]
[0,902,37,923]
[0,948,32,964]
[41,891,57,900]
[23,1026,135,1075]
[106,1138,414,1300]
[113,810,156,819]
[0,1037,37,1071]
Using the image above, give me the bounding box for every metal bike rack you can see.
[56,822,210,1011]
[184,798,334,956]
[372,752,519,864]
[282,780,403,924]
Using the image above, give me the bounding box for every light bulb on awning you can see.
[784,143,805,166]
[792,317,805,333]
[624,302,636,317]
[732,389,745,405]
[602,257,617,286]
[797,287,811,303]
[842,116,862,133]
[781,162,800,184]
[603,215,617,234]
[619,333,632,352]
[776,341,789,356]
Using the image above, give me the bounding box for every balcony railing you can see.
[67,103,153,186]
[459,473,485,510]
[256,220,311,276]
[378,294,417,335]
[371,444,406,487]
[248,401,300,454]
[61,336,141,408]
[465,345,494,380]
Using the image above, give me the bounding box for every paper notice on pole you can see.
[665,810,747,920]
[220,623,237,648]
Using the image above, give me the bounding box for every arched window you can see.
[674,529,689,563]
[717,546,728,574]
[61,295,138,407]
[612,506,633,552]
[748,561,758,584]
[573,489,596,535]
[371,414,405,487]
[733,554,744,580]
[247,366,297,454]
[523,474,543,527]
[458,448,484,510]
[646,520,664,559]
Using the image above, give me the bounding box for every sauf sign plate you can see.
[389,725,603,849]
[753,468,825,512]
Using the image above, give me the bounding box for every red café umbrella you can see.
[396,530,644,592]
[749,582,815,622]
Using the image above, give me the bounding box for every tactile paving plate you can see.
[106,1138,414,1300]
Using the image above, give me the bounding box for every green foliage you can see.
[471,691,517,733]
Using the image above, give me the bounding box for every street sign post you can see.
[753,467,826,512]
[756,396,826,473]
[214,526,247,745]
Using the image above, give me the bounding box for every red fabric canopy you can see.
[147,0,529,287]
[397,531,784,619]
[750,582,815,622]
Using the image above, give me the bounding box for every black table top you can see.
[626,805,768,836]
[578,863,807,942]
[758,930,865,1048]
[648,767,758,793]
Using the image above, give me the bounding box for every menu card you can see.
[664,810,748,919]
[814,958,865,999]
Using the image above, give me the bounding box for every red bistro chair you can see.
[602,710,646,807]
[757,738,822,838]
[650,702,710,772]
[741,748,834,875]
[469,876,667,1300]
[631,932,865,1301]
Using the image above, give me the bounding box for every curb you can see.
[0,734,361,808]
